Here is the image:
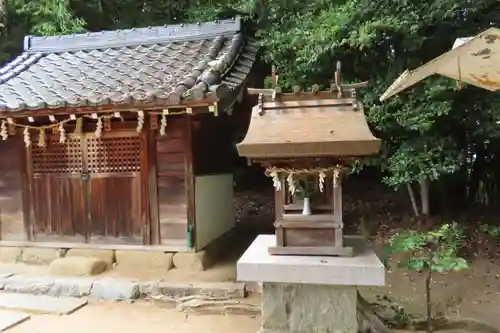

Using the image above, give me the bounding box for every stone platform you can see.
[237,235,386,333]
[237,235,385,286]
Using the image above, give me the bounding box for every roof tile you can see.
[0,17,258,112]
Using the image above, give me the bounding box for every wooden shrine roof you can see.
[0,17,257,112]
[237,96,381,159]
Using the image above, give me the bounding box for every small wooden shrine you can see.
[237,62,381,256]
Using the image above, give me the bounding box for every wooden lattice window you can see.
[31,136,83,175]
[86,136,140,173]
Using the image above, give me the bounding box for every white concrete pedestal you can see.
[237,235,386,333]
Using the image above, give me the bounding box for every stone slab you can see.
[0,310,30,331]
[237,235,385,286]
[0,247,22,263]
[21,248,65,265]
[115,250,173,270]
[0,292,87,315]
[173,251,212,272]
[49,257,106,276]
[66,249,114,268]
[47,278,93,297]
[138,281,160,296]
[261,282,357,333]
[3,276,55,295]
[90,278,139,300]
[157,281,246,298]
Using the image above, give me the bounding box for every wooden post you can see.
[274,174,285,247]
[333,172,343,248]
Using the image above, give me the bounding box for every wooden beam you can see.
[0,99,218,119]
[268,245,353,257]
[263,99,355,110]
[20,137,34,241]
[274,174,285,247]
[147,128,160,245]
[139,131,152,245]
[248,82,368,98]
[333,173,343,248]
[184,115,196,250]
[0,240,188,252]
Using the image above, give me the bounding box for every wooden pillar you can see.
[333,172,343,248]
[274,174,285,247]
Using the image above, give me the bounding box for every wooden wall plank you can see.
[139,131,151,244]
[147,129,160,245]
[184,116,195,249]
[155,116,189,244]
[0,139,27,241]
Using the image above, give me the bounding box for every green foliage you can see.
[386,223,469,273]
[295,176,316,199]
[479,224,500,238]
[1,0,500,211]
[387,223,468,332]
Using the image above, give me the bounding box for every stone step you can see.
[0,273,248,301]
[155,281,247,299]
[0,292,87,315]
[0,310,30,331]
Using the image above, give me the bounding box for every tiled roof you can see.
[0,17,258,112]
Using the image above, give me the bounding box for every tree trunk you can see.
[426,271,433,333]
[357,291,393,333]
[407,183,420,216]
[419,177,430,216]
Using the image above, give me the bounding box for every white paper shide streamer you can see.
[318,171,326,192]
[0,121,7,140]
[37,129,46,147]
[270,171,281,191]
[23,128,31,147]
[333,168,340,188]
[95,117,103,138]
[59,122,66,143]
[136,111,144,132]
[160,114,167,136]
[286,172,296,195]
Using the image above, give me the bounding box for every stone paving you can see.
[0,273,247,301]
[0,273,249,331]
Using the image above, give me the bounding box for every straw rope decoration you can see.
[0,106,205,147]
[265,165,344,194]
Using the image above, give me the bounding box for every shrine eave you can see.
[236,98,382,159]
[237,140,381,159]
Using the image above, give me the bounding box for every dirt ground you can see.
[0,248,498,332]
[362,244,500,330]
[1,239,499,331]
[6,300,260,333]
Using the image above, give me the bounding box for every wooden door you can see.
[86,133,143,244]
[29,131,145,244]
[30,136,87,241]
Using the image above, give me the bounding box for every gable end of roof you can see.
[24,17,242,54]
